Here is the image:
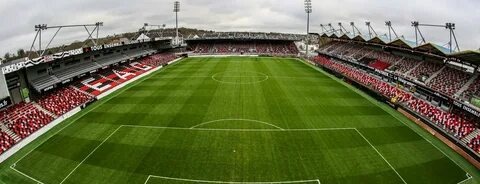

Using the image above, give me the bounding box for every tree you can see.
[4,52,11,60]
[17,49,26,57]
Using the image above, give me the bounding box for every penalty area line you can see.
[59,126,123,184]
[10,165,44,184]
[354,129,407,184]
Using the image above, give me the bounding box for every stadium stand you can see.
[37,87,93,116]
[389,58,420,75]
[73,54,172,97]
[462,77,480,100]
[427,66,472,96]
[406,61,444,82]
[190,41,298,55]
[0,51,177,156]
[366,50,403,65]
[0,102,54,139]
[407,98,475,139]
[74,74,117,96]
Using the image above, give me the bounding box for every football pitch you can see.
[1,57,479,184]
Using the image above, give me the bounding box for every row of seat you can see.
[427,67,471,96]
[469,135,480,153]
[74,54,174,97]
[1,103,54,139]
[191,42,298,55]
[0,131,15,155]
[313,56,411,104]
[318,42,480,102]
[389,58,417,74]
[37,87,93,116]
[408,99,476,139]
[30,49,157,92]
[462,77,480,100]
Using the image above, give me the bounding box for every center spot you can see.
[212,71,268,84]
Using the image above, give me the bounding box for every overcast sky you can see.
[0,0,479,57]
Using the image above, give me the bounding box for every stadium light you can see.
[365,21,378,39]
[411,21,460,52]
[174,1,180,45]
[304,0,312,57]
[29,22,103,57]
[350,22,362,37]
[385,21,398,42]
[143,23,167,38]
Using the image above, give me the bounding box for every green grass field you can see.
[0,57,479,184]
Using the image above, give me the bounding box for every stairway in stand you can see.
[461,129,480,144]
[70,85,95,98]
[0,124,21,142]
[32,102,58,119]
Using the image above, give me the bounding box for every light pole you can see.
[174,1,180,45]
[304,0,312,57]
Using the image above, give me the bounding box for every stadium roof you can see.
[321,32,480,65]
[388,38,417,49]
[415,43,453,55]
[352,34,369,42]
[449,50,480,65]
[368,35,389,44]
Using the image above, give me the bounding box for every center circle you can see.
[212,71,269,84]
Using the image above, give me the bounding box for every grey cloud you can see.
[0,0,479,56]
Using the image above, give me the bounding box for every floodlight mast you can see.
[412,21,460,53]
[304,0,312,57]
[327,23,337,34]
[320,24,337,34]
[144,23,167,38]
[365,22,378,40]
[29,22,103,57]
[338,23,349,34]
[320,24,328,33]
[385,21,399,42]
[174,1,180,45]
[350,22,362,37]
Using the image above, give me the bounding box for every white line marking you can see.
[190,119,284,130]
[302,60,473,182]
[144,175,152,184]
[457,174,473,184]
[146,175,321,184]
[59,126,123,184]
[10,165,44,184]
[354,129,408,184]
